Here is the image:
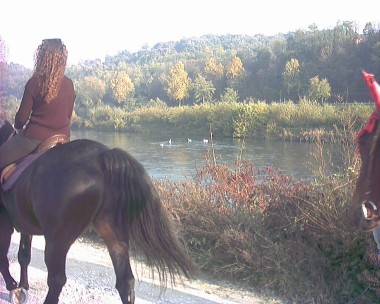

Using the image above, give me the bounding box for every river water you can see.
[71,130,341,181]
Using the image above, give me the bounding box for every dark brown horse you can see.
[352,71,380,231]
[0,120,194,304]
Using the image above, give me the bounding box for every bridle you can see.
[361,114,380,219]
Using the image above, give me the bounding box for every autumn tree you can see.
[0,36,7,108]
[165,61,191,106]
[225,56,245,90]
[0,37,17,122]
[109,71,135,106]
[0,36,6,64]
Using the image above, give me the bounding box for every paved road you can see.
[0,234,283,304]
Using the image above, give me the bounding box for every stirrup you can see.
[0,164,16,185]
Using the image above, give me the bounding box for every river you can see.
[71,130,342,181]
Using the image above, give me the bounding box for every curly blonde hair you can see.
[33,39,68,103]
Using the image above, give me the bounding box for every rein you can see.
[6,131,16,143]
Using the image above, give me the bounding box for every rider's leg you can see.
[0,134,41,169]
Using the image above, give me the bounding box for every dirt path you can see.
[0,234,285,304]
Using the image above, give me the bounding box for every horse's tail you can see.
[97,148,195,284]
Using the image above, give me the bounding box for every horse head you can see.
[352,71,380,231]
[0,120,14,146]
[354,120,380,231]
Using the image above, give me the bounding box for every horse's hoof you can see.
[10,287,28,304]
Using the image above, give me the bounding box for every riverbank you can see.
[71,101,373,143]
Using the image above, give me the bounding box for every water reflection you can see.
[71,130,340,180]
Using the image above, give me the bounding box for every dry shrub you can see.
[155,159,322,299]
[152,107,380,303]
[154,150,379,303]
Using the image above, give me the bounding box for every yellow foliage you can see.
[165,62,191,105]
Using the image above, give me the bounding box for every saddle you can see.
[0,134,69,191]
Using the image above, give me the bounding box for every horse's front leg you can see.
[0,211,17,291]
[18,234,32,290]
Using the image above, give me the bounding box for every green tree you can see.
[204,57,224,98]
[192,74,215,104]
[74,76,106,118]
[221,88,239,103]
[76,76,106,106]
[307,76,331,103]
[282,58,301,97]
[165,62,191,106]
[371,42,380,64]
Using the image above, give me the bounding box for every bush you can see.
[154,130,380,303]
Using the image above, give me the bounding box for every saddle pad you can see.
[2,152,44,191]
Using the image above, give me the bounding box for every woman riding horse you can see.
[0,40,194,303]
[0,38,75,170]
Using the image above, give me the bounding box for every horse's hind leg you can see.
[94,219,135,304]
[43,239,72,304]
[0,211,17,291]
[18,234,32,291]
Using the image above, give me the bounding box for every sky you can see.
[0,0,379,68]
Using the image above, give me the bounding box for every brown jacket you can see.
[15,76,76,140]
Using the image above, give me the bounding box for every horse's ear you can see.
[362,70,380,111]
[1,120,12,129]
[0,120,13,132]
[0,120,13,145]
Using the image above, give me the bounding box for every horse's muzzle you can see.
[361,200,379,219]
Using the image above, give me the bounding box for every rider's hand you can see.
[12,124,22,135]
